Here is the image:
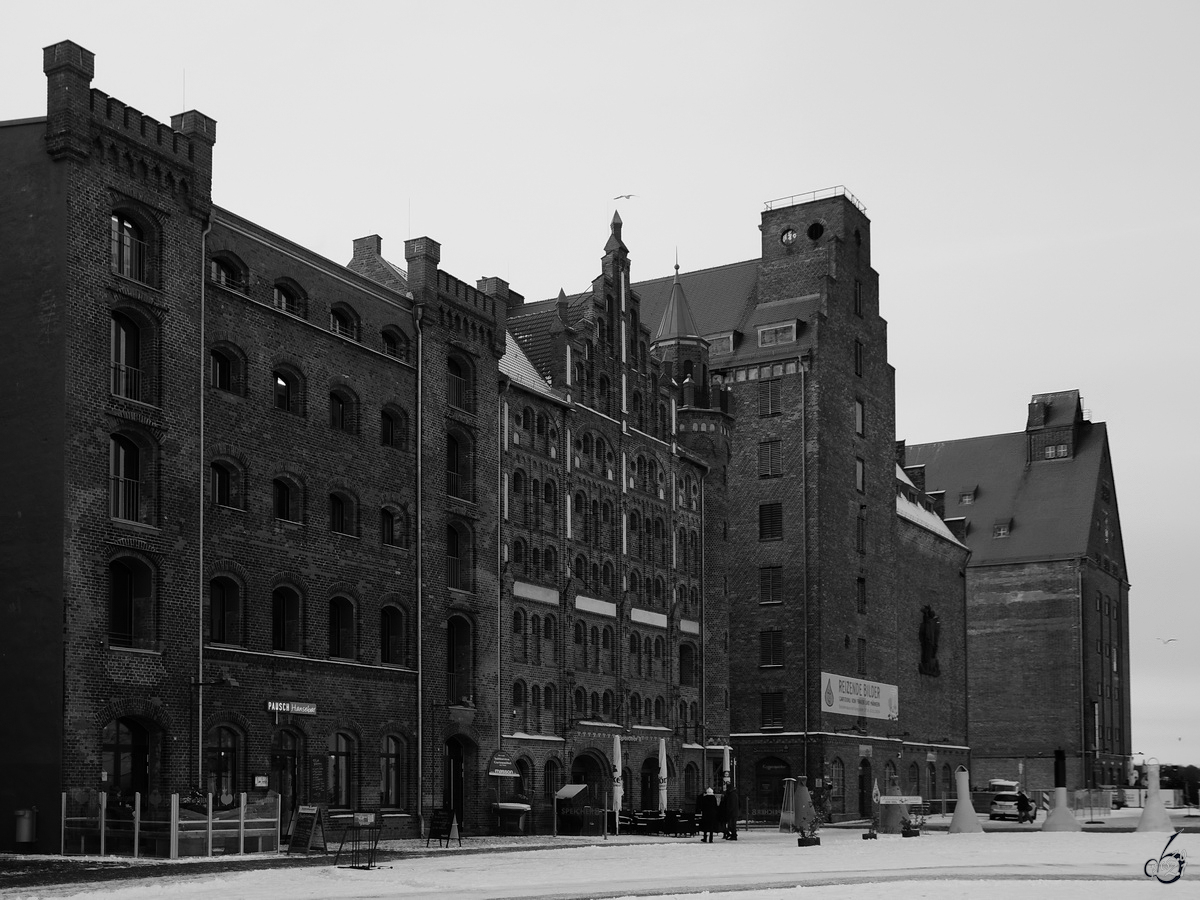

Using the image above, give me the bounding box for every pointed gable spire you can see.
[653,259,701,343]
[604,210,626,254]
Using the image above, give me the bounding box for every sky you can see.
[5,821,1196,899]
[2,1,1197,765]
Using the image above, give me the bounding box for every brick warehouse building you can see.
[905,391,1131,791]
[633,193,972,820]
[0,41,518,849]
[4,39,1081,851]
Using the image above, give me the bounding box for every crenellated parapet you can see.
[42,40,216,214]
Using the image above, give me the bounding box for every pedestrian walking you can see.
[698,788,720,842]
[722,783,740,840]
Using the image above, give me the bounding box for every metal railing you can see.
[111,363,142,401]
[110,476,141,521]
[763,185,866,213]
[447,471,471,501]
[448,373,472,412]
[112,235,150,283]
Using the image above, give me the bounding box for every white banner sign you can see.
[821,672,899,721]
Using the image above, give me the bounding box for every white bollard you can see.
[1042,786,1083,831]
[948,766,983,834]
[1136,763,1175,833]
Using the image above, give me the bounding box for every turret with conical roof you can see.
[651,262,709,408]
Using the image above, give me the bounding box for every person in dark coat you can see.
[1016,790,1035,823]
[697,788,720,842]
[721,783,740,840]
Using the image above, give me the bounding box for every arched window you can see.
[447,432,472,501]
[110,312,144,401]
[329,304,359,340]
[272,476,301,522]
[543,545,557,578]
[109,557,154,649]
[380,735,408,809]
[629,569,641,601]
[381,606,408,666]
[381,406,409,450]
[573,688,585,714]
[448,357,473,413]
[272,368,303,415]
[447,522,472,591]
[272,587,302,653]
[273,283,302,315]
[630,691,642,723]
[102,717,153,798]
[382,328,410,361]
[654,696,664,722]
[447,616,473,705]
[209,577,241,645]
[109,434,144,522]
[209,342,246,395]
[381,506,410,549]
[602,690,613,718]
[329,491,356,535]
[329,388,358,434]
[111,213,148,283]
[679,644,696,687]
[327,732,355,808]
[205,725,240,802]
[329,596,355,659]
[209,256,246,293]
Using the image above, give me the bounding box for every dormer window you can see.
[758,323,796,347]
[993,520,1011,539]
[959,491,975,505]
[1045,444,1069,459]
[708,334,734,355]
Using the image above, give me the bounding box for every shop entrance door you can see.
[271,730,299,833]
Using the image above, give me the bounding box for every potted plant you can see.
[796,807,823,847]
[900,811,926,837]
[862,810,879,840]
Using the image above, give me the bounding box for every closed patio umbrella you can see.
[722,745,731,786]
[612,734,623,831]
[658,738,669,811]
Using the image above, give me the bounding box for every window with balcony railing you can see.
[109,557,155,650]
[209,258,247,293]
[447,434,472,501]
[330,308,358,340]
[111,214,149,284]
[448,358,473,413]
[109,435,143,522]
[110,313,143,402]
[447,523,471,591]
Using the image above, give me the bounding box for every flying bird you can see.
[613,194,637,200]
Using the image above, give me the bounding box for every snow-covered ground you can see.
[5,811,1197,900]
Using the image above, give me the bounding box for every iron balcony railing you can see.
[112,234,150,283]
[448,373,472,412]
[111,363,142,401]
[110,476,141,522]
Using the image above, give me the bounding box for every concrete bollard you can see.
[1135,763,1175,833]
[948,766,983,834]
[1042,786,1083,832]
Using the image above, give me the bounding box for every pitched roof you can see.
[905,423,1108,565]
[507,291,590,378]
[633,258,759,339]
[895,465,967,549]
[499,330,557,400]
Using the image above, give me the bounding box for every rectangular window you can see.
[759,629,784,667]
[760,692,784,729]
[759,566,783,604]
[856,513,866,553]
[854,340,864,377]
[758,440,783,477]
[709,334,733,355]
[759,503,783,541]
[959,491,974,505]
[854,280,863,317]
[855,458,865,493]
[758,323,795,347]
[993,522,1010,538]
[855,399,865,436]
[757,379,782,417]
[856,577,867,614]
[857,638,867,674]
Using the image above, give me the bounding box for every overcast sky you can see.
[3,1,1197,768]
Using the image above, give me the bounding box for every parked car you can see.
[989,792,1020,820]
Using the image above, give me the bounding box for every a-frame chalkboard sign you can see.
[425,808,462,848]
[286,805,328,854]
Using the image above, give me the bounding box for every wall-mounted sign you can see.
[488,750,520,778]
[821,672,899,721]
[254,774,269,789]
[267,700,317,716]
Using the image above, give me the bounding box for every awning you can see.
[555,783,589,800]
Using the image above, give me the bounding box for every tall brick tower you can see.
[639,189,969,819]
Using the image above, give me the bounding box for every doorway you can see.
[858,758,873,817]
[270,730,301,832]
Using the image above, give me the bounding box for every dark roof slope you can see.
[633,258,758,339]
[905,422,1108,565]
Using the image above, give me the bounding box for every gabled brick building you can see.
[905,391,1131,790]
